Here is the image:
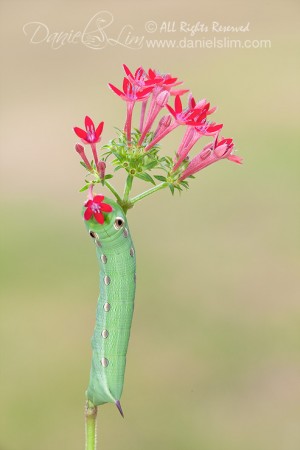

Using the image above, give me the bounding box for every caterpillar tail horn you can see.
[115,400,124,418]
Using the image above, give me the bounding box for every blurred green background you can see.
[1,1,300,449]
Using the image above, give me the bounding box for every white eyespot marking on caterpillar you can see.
[89,230,99,240]
[130,247,135,257]
[114,217,125,230]
[123,228,129,238]
[101,357,109,367]
[103,302,111,312]
[101,254,107,264]
[101,330,109,339]
[104,275,111,285]
[95,239,102,247]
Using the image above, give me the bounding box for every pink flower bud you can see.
[75,143,85,155]
[159,114,172,128]
[97,161,106,179]
[200,148,211,160]
[153,114,172,138]
[75,143,92,170]
[156,90,170,107]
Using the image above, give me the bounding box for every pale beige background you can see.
[1,1,300,450]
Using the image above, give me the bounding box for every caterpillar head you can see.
[82,195,127,243]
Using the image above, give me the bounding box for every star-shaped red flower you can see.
[74,116,104,145]
[84,195,113,224]
[166,95,209,126]
[108,77,153,103]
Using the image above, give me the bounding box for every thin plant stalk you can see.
[85,401,97,450]
[139,100,147,132]
[90,144,99,168]
[125,103,134,144]
[104,180,122,204]
[123,174,133,203]
[131,182,168,204]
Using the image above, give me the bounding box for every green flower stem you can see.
[123,174,134,203]
[131,182,168,204]
[104,180,122,203]
[85,401,97,450]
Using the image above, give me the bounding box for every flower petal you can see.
[148,68,156,79]
[95,122,104,139]
[166,104,176,117]
[74,127,87,140]
[135,66,145,79]
[123,77,131,94]
[85,116,94,130]
[175,95,182,113]
[84,207,93,221]
[207,123,223,133]
[228,155,243,164]
[214,144,228,158]
[123,64,133,78]
[94,212,104,224]
[164,77,178,85]
[170,89,189,96]
[108,83,124,97]
[93,195,105,204]
[218,138,233,146]
[100,203,113,213]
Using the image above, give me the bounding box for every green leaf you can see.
[135,172,156,185]
[144,160,158,170]
[111,151,123,161]
[79,184,89,192]
[175,185,183,191]
[169,183,175,195]
[154,175,167,182]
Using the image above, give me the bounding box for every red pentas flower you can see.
[179,132,242,180]
[74,116,104,145]
[108,77,153,103]
[144,69,189,97]
[84,195,113,224]
[166,95,209,126]
[123,64,147,89]
[109,77,154,144]
[143,95,211,152]
[146,68,178,87]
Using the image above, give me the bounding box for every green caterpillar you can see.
[83,196,136,417]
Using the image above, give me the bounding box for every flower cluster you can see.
[74,64,242,215]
